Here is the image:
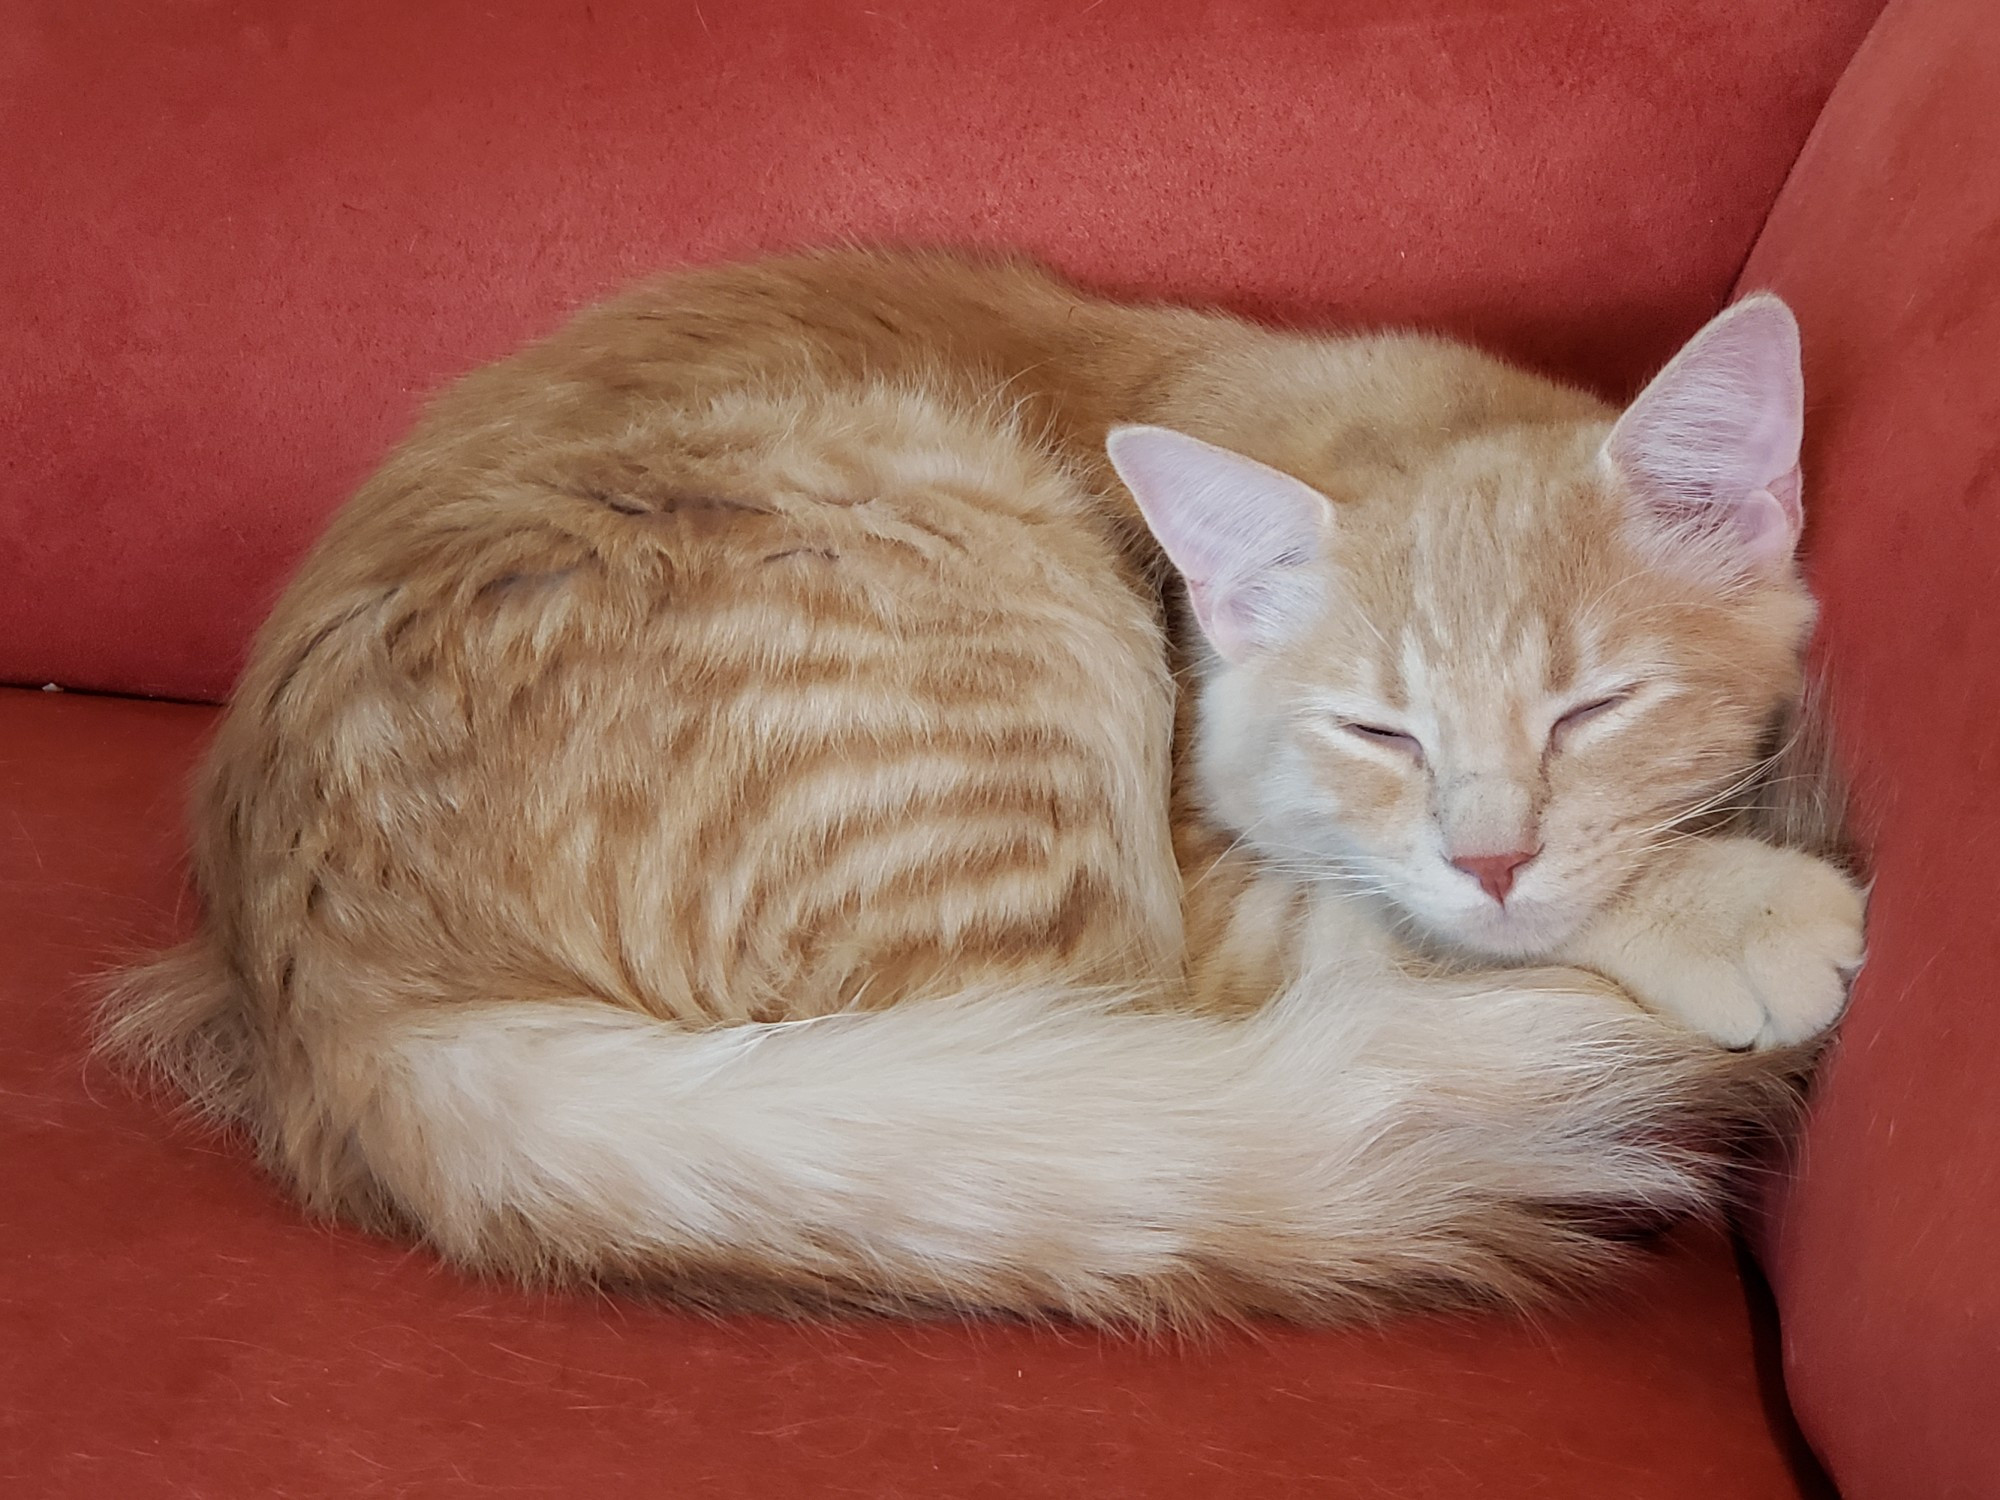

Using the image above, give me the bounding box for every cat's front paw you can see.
[1567,839,1865,1049]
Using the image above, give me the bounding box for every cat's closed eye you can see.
[1552,690,1634,738]
[1341,722,1425,759]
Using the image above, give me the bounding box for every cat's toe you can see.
[1739,885,1866,1047]
[1744,946,1857,1047]
[1736,864,1872,1048]
[1631,956,1773,1050]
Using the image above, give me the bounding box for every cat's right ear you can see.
[1106,425,1332,662]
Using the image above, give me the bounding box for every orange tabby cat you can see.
[102,252,1863,1326]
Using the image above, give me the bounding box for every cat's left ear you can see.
[1107,425,1332,661]
[1606,293,1804,574]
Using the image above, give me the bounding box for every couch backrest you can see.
[1735,0,2000,1493]
[3,0,1883,701]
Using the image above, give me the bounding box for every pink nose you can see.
[1450,848,1539,904]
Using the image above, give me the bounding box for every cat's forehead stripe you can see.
[1391,622,1556,721]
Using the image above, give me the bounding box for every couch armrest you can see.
[1737,0,2000,1491]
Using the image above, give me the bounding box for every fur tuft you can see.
[1737,671,1862,876]
[97,940,259,1128]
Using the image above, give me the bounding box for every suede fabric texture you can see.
[1734,0,2000,1493]
[0,686,1814,1499]
[2,0,1882,702]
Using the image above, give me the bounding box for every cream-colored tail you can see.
[102,951,1797,1327]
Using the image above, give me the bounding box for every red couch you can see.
[4,2,1994,1495]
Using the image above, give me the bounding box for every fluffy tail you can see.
[101,948,1801,1328]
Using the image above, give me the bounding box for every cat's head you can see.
[1109,295,1816,960]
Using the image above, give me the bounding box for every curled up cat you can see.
[101,251,1866,1327]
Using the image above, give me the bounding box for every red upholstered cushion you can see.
[1734,0,2000,1493]
[2,0,1881,702]
[0,686,1813,1498]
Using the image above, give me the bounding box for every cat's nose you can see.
[1450,848,1539,904]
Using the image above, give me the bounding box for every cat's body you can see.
[104,252,1862,1326]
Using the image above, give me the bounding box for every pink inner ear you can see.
[1105,425,1331,661]
[1731,488,1796,565]
[1608,294,1806,569]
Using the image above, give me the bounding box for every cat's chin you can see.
[1415,898,1592,964]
